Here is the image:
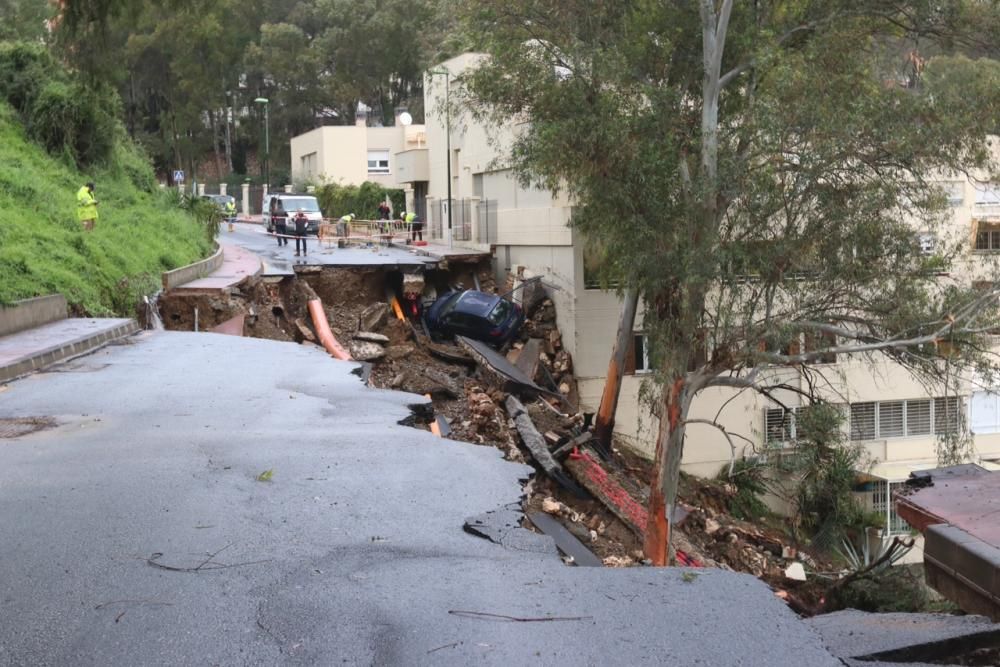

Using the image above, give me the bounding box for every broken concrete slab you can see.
[528,512,603,567]
[463,503,556,555]
[506,395,586,497]
[459,335,551,397]
[358,302,388,331]
[564,448,649,537]
[349,340,385,361]
[354,331,390,344]
[514,338,542,383]
[806,609,1000,666]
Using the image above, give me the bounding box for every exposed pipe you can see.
[307,298,352,360]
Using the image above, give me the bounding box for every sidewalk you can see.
[168,241,262,293]
[0,317,138,383]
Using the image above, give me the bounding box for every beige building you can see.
[417,55,1000,556]
[289,109,428,213]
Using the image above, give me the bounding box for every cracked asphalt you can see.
[0,331,841,665]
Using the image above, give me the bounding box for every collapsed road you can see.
[0,332,844,665]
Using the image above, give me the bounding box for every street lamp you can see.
[428,68,452,248]
[254,97,270,193]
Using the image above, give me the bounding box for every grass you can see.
[0,102,213,315]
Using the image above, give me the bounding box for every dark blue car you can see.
[424,290,525,346]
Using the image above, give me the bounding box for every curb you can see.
[161,244,224,291]
[0,320,140,384]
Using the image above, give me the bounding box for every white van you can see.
[264,193,323,235]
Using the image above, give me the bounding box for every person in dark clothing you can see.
[293,208,309,256]
[272,199,288,246]
[405,211,422,241]
[377,201,391,220]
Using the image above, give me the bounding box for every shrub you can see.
[718,458,771,520]
[315,180,405,219]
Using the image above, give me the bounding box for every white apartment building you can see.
[415,54,1000,553]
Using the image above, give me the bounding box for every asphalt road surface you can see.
[0,332,841,666]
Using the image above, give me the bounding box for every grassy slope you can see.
[0,103,213,315]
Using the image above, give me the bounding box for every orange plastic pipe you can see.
[426,394,441,436]
[308,298,352,361]
[390,296,405,321]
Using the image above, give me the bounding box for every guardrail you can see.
[161,243,224,291]
[0,294,68,337]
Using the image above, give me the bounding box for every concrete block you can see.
[0,295,67,337]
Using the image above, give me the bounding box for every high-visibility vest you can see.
[76,186,98,221]
[404,212,417,223]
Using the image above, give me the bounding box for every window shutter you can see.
[624,335,636,375]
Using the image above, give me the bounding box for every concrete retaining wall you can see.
[0,295,67,337]
[161,244,224,291]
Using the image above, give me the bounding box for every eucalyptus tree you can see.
[459,0,1000,564]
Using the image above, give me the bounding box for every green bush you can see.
[0,41,118,166]
[719,458,771,520]
[315,180,405,219]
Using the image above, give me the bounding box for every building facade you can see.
[415,55,1000,556]
[290,110,427,214]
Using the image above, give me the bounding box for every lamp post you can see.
[429,68,452,248]
[254,97,269,193]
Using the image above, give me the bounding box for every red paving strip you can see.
[170,243,262,292]
[0,318,138,382]
[209,314,245,336]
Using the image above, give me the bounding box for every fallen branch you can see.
[448,610,593,622]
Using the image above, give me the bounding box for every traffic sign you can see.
[173,170,185,183]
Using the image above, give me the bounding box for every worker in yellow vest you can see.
[404,211,422,241]
[76,182,98,231]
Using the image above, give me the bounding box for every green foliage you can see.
[782,405,870,548]
[0,101,213,314]
[179,195,223,244]
[828,565,952,614]
[718,458,771,521]
[314,180,404,219]
[0,42,119,166]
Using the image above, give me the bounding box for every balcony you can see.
[394,148,429,184]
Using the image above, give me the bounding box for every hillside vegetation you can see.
[0,43,213,315]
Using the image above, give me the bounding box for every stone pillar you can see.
[284,184,293,193]
[197,183,206,196]
[404,185,415,215]
[425,196,436,239]
[241,182,250,218]
[219,183,228,196]
[469,196,482,244]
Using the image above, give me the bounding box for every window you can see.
[803,330,838,364]
[942,181,965,206]
[850,402,877,440]
[764,407,801,446]
[627,333,651,374]
[849,397,963,441]
[970,390,1000,434]
[974,223,1000,252]
[934,396,962,434]
[300,152,317,177]
[367,150,390,174]
[916,233,937,255]
[974,182,1000,206]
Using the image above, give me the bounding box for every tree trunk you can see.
[224,102,233,174]
[594,288,639,452]
[209,109,224,182]
[643,377,687,565]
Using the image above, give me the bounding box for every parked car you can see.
[424,290,525,346]
[265,193,323,235]
[201,194,237,221]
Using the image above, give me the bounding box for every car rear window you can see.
[281,197,320,212]
[487,299,512,325]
